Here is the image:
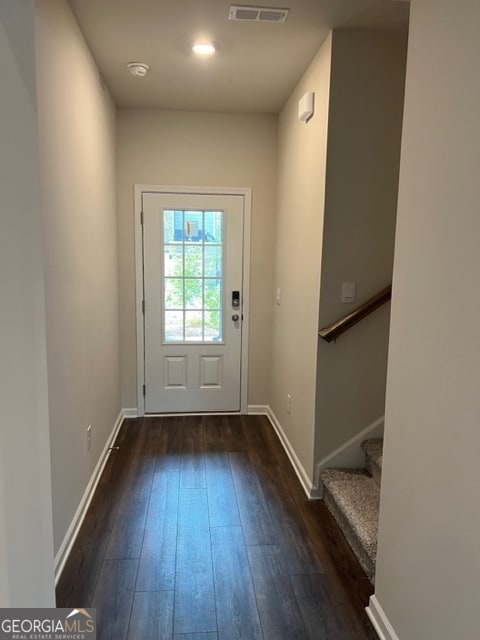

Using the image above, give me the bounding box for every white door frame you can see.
[134,184,252,416]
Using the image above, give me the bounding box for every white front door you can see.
[142,191,244,413]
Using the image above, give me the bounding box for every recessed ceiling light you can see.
[192,41,216,56]
[127,62,149,77]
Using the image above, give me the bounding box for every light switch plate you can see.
[341,282,356,303]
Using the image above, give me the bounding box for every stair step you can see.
[320,468,380,583]
[361,438,383,486]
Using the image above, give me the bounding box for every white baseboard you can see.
[54,408,127,584]
[314,415,385,493]
[248,404,316,499]
[247,404,269,415]
[122,407,138,419]
[366,595,399,640]
[142,412,241,417]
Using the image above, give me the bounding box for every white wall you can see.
[271,35,332,484]
[374,1,480,637]
[0,0,55,606]
[116,109,277,408]
[35,0,120,555]
[315,30,407,463]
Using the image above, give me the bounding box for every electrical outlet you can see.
[286,394,292,415]
[87,424,92,451]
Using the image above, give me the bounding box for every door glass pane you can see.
[204,245,222,277]
[184,278,202,309]
[164,245,183,277]
[163,209,224,343]
[165,310,184,342]
[204,211,223,243]
[163,210,180,243]
[204,279,222,310]
[185,310,203,341]
[185,245,203,276]
[184,211,203,241]
[165,278,183,309]
[204,311,222,341]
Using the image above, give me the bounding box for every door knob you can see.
[232,314,240,322]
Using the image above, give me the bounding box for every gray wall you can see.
[315,30,407,463]
[116,109,277,409]
[0,0,55,606]
[374,0,480,637]
[36,0,121,555]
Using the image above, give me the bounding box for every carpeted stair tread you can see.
[361,438,383,485]
[320,468,380,582]
[361,438,383,468]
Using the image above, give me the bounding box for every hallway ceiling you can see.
[67,0,409,113]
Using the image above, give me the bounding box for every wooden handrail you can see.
[318,285,392,343]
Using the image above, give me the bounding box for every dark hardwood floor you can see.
[56,415,376,639]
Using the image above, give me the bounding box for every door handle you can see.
[232,314,240,322]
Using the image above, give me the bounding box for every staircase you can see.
[320,438,383,584]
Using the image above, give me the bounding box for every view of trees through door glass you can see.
[163,209,223,342]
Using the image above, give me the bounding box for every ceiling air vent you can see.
[228,5,289,23]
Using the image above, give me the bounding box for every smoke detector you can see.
[228,5,289,23]
[127,62,149,77]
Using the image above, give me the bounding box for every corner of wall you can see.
[314,28,407,467]
[270,33,333,485]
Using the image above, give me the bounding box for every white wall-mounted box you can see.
[298,91,315,122]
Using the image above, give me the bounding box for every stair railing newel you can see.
[320,439,383,584]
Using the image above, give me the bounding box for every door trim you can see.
[134,184,252,416]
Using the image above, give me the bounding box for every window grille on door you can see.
[163,209,224,343]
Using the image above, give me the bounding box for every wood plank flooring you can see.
[56,415,376,639]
